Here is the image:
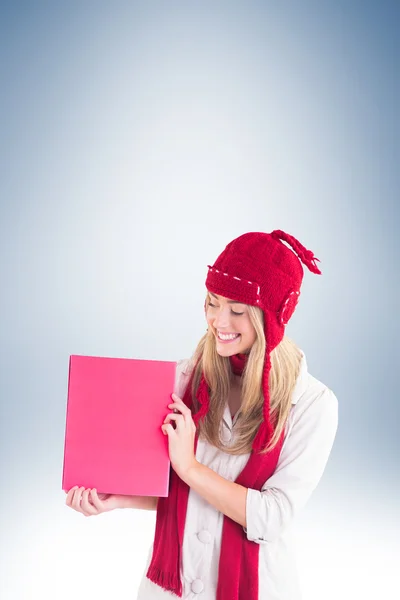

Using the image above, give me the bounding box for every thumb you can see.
[97,493,111,501]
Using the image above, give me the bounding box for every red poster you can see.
[62,355,176,497]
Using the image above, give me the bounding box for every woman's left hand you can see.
[161,393,198,479]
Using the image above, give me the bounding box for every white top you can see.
[136,351,338,600]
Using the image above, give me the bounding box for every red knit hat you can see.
[202,229,322,451]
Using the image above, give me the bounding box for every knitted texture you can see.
[206,230,321,452]
[229,353,248,376]
[147,230,321,600]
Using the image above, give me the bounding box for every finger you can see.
[168,402,194,426]
[71,486,86,510]
[161,423,176,436]
[80,489,98,516]
[66,486,80,507]
[65,486,79,506]
[89,488,104,511]
[171,394,189,408]
[168,400,191,417]
[163,413,185,428]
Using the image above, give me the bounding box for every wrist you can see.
[178,459,201,484]
[119,495,158,510]
[118,494,134,509]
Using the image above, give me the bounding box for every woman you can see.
[66,229,338,600]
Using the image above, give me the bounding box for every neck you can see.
[229,353,248,377]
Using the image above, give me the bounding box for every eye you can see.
[231,310,244,316]
[208,302,219,308]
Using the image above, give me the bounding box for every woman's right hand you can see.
[65,486,125,517]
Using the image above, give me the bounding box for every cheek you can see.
[242,320,257,340]
[205,310,214,327]
[249,329,257,344]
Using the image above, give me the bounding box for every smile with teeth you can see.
[217,331,241,341]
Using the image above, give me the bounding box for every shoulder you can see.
[277,374,339,463]
[291,373,338,429]
[174,358,195,397]
[175,358,194,380]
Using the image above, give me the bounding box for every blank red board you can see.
[62,355,177,497]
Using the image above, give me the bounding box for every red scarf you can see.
[229,352,248,376]
[146,357,285,599]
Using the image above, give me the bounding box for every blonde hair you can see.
[188,298,303,455]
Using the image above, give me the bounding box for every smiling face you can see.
[206,292,257,356]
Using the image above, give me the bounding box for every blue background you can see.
[1,2,398,598]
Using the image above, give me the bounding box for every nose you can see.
[212,306,231,330]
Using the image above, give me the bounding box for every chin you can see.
[215,341,246,356]
[216,347,237,357]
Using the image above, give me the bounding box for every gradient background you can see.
[1,1,398,598]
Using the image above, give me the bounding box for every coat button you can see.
[197,529,212,544]
[191,579,204,594]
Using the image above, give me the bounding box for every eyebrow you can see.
[209,292,245,305]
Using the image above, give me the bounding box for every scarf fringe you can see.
[146,564,183,597]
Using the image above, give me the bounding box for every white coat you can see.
[136,350,338,600]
